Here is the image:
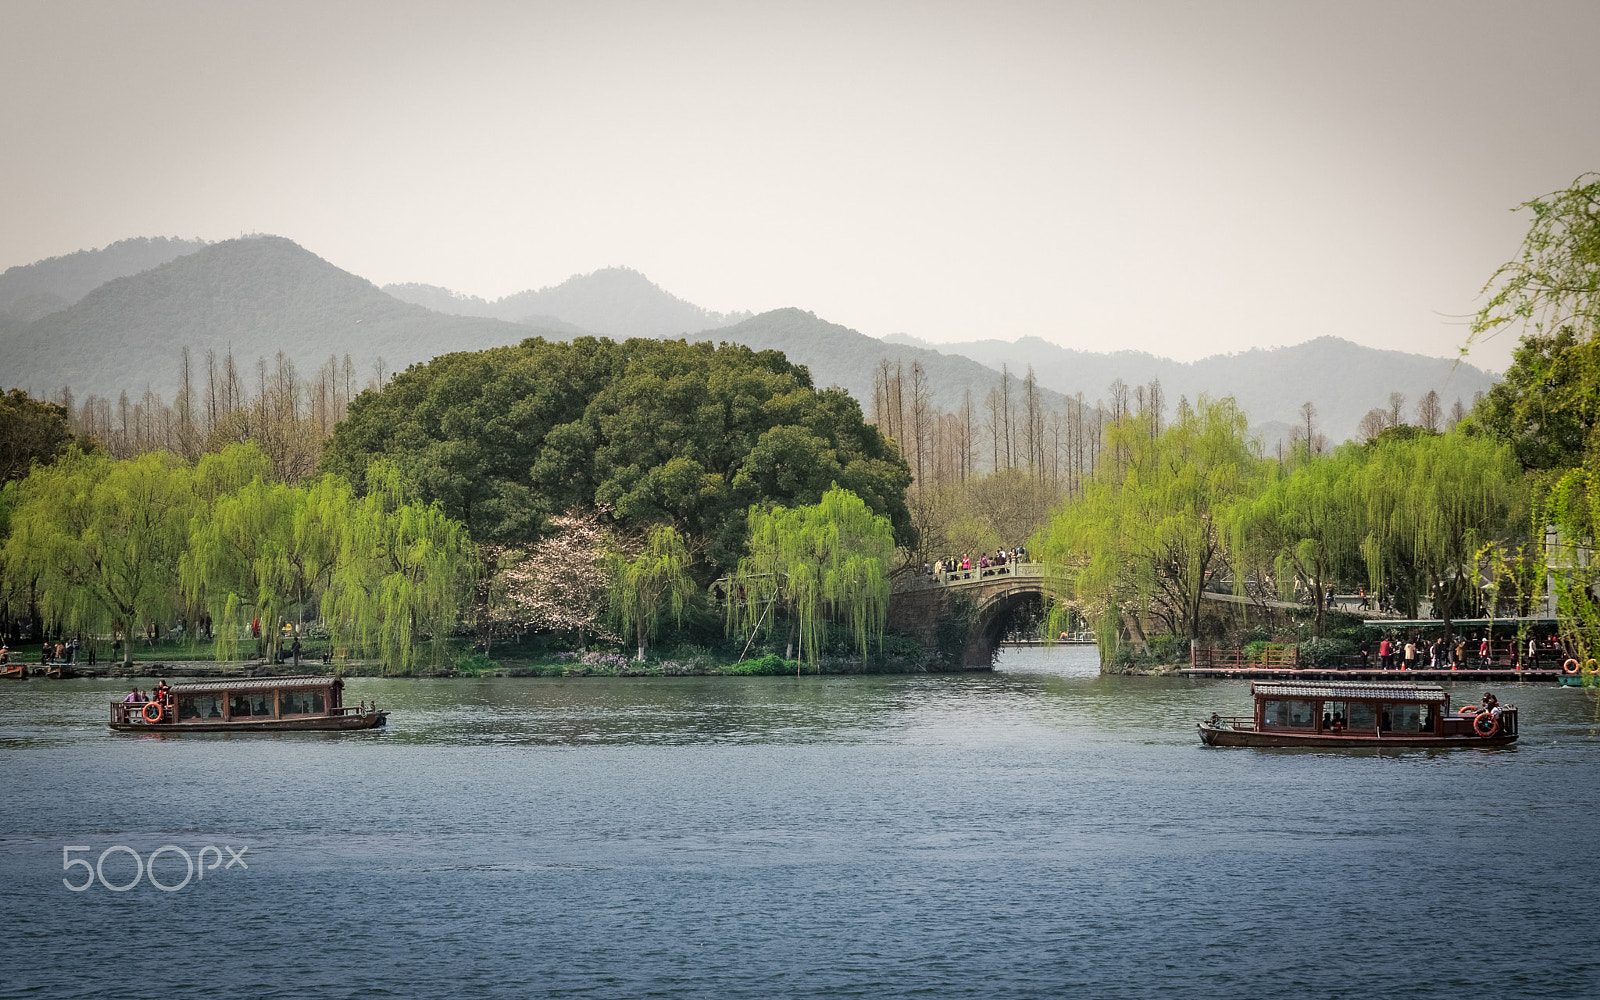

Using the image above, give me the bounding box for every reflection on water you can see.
[3,657,1599,999]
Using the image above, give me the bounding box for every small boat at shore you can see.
[109,675,386,732]
[1198,680,1516,748]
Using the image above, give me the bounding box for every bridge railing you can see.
[895,561,1050,592]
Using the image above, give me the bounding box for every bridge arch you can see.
[962,585,1047,667]
[887,563,1055,669]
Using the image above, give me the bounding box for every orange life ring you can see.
[1564,658,1581,674]
[1587,659,1600,674]
[141,701,163,723]
[1472,711,1499,737]
[1458,705,1478,715]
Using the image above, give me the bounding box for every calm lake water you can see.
[3,646,1599,999]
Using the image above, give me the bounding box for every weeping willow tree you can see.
[324,460,475,673]
[1538,469,1600,664]
[1228,445,1368,636]
[1,447,198,665]
[610,524,696,660]
[181,444,351,662]
[728,486,894,669]
[1359,433,1525,621]
[1467,175,1600,672]
[1037,397,1263,655]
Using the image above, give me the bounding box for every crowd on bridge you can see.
[924,547,1031,583]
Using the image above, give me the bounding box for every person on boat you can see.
[154,680,171,705]
[122,687,142,703]
[0,644,8,664]
[1322,712,1333,730]
[1481,690,1499,713]
[1331,711,1346,731]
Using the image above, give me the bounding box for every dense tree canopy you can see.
[0,388,76,487]
[321,336,912,576]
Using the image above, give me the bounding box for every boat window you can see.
[228,693,275,718]
[177,695,223,721]
[1346,702,1377,731]
[1262,699,1316,728]
[1384,703,1424,732]
[279,689,326,715]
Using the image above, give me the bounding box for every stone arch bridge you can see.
[889,563,1054,668]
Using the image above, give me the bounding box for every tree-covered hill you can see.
[0,236,207,324]
[385,266,751,338]
[0,236,551,401]
[321,335,912,575]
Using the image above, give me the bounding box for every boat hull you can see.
[110,712,387,733]
[1197,723,1515,748]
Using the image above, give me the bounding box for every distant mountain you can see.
[385,266,751,339]
[918,335,1499,443]
[698,308,1067,415]
[0,236,207,324]
[0,233,1500,454]
[0,236,548,401]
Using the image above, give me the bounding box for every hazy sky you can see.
[5,1,1598,369]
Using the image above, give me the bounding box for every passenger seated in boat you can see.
[1322,712,1332,730]
[1481,691,1499,712]
[122,688,142,703]
[1331,712,1345,731]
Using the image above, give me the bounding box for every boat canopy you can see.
[1251,681,1448,703]
[167,675,341,695]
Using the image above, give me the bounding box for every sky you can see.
[4,1,1598,370]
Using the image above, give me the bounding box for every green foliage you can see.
[1298,637,1356,668]
[454,652,499,674]
[1467,175,1600,471]
[1471,328,1600,471]
[321,336,912,574]
[1470,174,1600,359]
[1358,432,1526,619]
[181,444,340,660]
[1040,397,1264,646]
[0,388,77,486]
[722,653,805,675]
[324,460,476,673]
[610,524,697,659]
[729,486,894,665]
[1228,444,1367,636]
[2,447,198,665]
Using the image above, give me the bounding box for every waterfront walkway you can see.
[1180,666,1567,682]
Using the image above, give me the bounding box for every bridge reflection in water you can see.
[889,562,1054,669]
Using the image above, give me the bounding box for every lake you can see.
[2,645,1598,999]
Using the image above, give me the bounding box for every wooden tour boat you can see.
[109,675,386,732]
[1198,680,1516,748]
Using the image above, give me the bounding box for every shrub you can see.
[723,654,803,675]
[455,652,499,674]
[1298,637,1357,668]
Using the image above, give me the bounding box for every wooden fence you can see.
[1190,644,1299,669]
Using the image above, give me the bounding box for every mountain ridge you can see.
[0,234,1501,448]
[384,266,751,339]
